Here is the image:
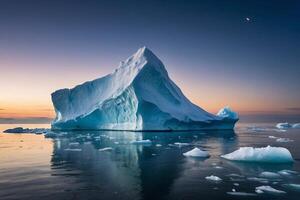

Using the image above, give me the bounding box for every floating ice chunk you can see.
[64,148,82,151]
[247,177,269,184]
[276,138,293,143]
[292,123,300,128]
[130,139,152,145]
[217,106,238,120]
[173,142,191,147]
[183,147,209,158]
[277,169,298,176]
[69,142,80,147]
[156,144,162,147]
[255,185,286,194]
[226,173,244,178]
[276,123,292,129]
[205,175,222,182]
[221,146,293,163]
[268,136,278,139]
[98,147,113,152]
[233,183,239,186]
[282,184,300,191]
[214,166,223,169]
[227,192,257,196]
[259,172,281,179]
[246,126,268,132]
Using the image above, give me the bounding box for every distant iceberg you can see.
[51,47,238,131]
[183,147,209,157]
[276,122,292,129]
[221,146,293,163]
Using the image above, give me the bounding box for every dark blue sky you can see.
[0,0,299,122]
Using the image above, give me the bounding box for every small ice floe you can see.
[69,142,80,147]
[276,138,293,143]
[214,166,223,169]
[292,123,300,128]
[221,146,294,163]
[64,148,82,152]
[282,184,300,192]
[233,183,239,186]
[255,185,286,194]
[276,123,292,129]
[98,147,113,152]
[183,147,209,158]
[155,144,162,147]
[277,169,298,176]
[205,175,222,182]
[226,173,244,178]
[172,142,191,147]
[246,126,268,133]
[259,172,281,179]
[227,192,257,196]
[130,139,152,145]
[247,177,269,184]
[268,136,278,139]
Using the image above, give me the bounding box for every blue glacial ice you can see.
[221,146,293,163]
[51,47,238,131]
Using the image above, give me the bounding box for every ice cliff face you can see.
[51,47,238,130]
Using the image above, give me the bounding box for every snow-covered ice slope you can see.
[51,47,238,130]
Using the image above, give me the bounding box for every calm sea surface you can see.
[0,123,300,200]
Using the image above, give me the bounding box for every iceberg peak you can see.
[51,47,238,131]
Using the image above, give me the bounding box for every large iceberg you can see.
[221,146,293,163]
[51,47,238,131]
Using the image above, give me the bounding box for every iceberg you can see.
[183,147,209,157]
[255,185,286,194]
[276,123,292,129]
[205,175,222,182]
[221,146,294,163]
[51,47,238,131]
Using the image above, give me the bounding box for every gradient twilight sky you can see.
[0,0,299,123]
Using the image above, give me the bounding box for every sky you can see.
[0,0,299,123]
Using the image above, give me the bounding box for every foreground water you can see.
[0,123,300,200]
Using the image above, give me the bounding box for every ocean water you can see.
[0,123,300,200]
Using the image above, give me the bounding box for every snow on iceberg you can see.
[183,147,209,157]
[51,47,238,131]
[217,106,238,120]
[276,123,292,129]
[221,146,293,163]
